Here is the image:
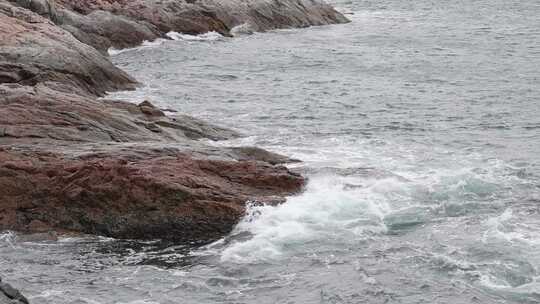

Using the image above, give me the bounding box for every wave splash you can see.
[108,31,224,55]
[214,146,532,265]
[219,174,393,263]
[165,31,223,41]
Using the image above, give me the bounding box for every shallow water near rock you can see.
[2,0,540,303]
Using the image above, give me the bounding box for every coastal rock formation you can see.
[0,1,137,96]
[0,147,303,242]
[0,82,304,242]
[0,84,238,143]
[57,9,161,55]
[12,0,349,53]
[0,82,304,241]
[0,0,354,242]
[0,277,28,304]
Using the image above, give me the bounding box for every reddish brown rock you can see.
[0,147,304,242]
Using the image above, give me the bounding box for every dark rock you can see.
[138,100,165,117]
[57,9,161,55]
[144,122,162,133]
[14,0,57,21]
[9,0,160,53]
[0,1,137,96]
[0,278,29,304]
[161,108,178,113]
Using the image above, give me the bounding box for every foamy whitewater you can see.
[2,0,540,303]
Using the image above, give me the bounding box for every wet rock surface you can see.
[0,277,28,304]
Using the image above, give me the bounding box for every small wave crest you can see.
[108,39,168,56]
[108,31,224,56]
[482,208,540,247]
[0,230,16,247]
[166,31,223,41]
[230,23,255,36]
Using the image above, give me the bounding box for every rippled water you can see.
[2,0,540,303]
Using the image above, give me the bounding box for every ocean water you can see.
[2,0,540,303]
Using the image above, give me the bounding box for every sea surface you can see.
[2,0,540,303]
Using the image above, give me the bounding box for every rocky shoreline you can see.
[1,0,347,300]
[0,0,348,242]
[16,0,350,54]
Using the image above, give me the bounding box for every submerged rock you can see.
[383,207,432,233]
[0,278,28,304]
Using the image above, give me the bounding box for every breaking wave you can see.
[108,32,224,56]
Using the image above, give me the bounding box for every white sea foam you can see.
[0,230,16,244]
[213,133,520,264]
[0,231,18,250]
[29,290,65,299]
[479,273,513,289]
[166,31,223,41]
[482,208,540,246]
[107,47,126,56]
[108,39,168,56]
[219,174,397,263]
[230,23,255,36]
[108,32,223,56]
[141,39,168,47]
[74,297,103,304]
[117,301,161,304]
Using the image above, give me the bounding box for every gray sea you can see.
[2,0,540,303]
